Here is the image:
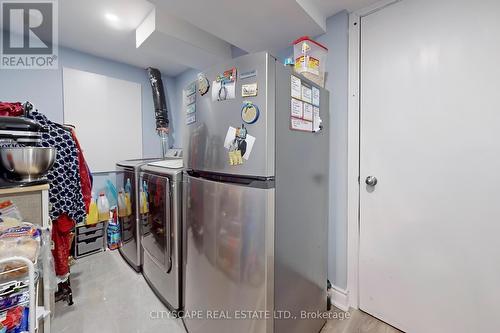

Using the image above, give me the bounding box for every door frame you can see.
[346,0,401,310]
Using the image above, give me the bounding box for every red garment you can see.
[52,214,75,276]
[0,102,23,117]
[70,129,92,212]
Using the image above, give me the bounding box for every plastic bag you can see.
[0,223,41,280]
[0,200,23,222]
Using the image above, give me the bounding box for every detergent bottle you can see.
[86,192,98,225]
[143,181,149,214]
[140,181,149,214]
[107,207,121,250]
[117,189,127,217]
[125,179,132,216]
[97,192,110,222]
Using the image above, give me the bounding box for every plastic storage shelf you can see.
[74,171,123,258]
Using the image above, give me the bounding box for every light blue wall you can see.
[171,68,200,147]
[231,45,248,58]
[319,11,349,290]
[0,46,175,160]
[171,11,350,290]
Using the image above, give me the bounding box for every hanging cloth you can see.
[0,102,24,117]
[28,111,86,224]
[70,129,92,212]
[52,213,75,276]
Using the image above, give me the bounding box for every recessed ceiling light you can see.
[105,13,119,22]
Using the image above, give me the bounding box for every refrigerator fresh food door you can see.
[184,52,275,178]
[183,173,274,333]
[141,172,171,271]
[116,167,139,269]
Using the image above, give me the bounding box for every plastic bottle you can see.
[97,192,110,222]
[143,181,149,202]
[86,192,98,225]
[125,193,132,216]
[117,189,127,217]
[142,181,149,214]
[125,178,132,194]
[125,179,132,216]
[140,188,149,214]
[107,207,121,250]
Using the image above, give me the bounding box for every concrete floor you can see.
[52,251,185,333]
[52,250,400,333]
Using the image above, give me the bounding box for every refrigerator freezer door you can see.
[184,52,275,178]
[183,174,274,333]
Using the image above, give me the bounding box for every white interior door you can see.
[359,0,500,332]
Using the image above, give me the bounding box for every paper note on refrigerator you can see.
[303,103,313,121]
[312,86,320,106]
[301,85,312,104]
[291,118,313,132]
[291,75,302,99]
[291,98,303,118]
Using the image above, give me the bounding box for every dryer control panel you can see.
[165,148,182,158]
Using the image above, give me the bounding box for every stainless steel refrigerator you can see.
[183,52,329,333]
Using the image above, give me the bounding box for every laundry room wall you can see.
[170,68,200,147]
[0,46,175,160]
[321,10,350,292]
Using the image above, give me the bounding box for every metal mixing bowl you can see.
[0,147,56,181]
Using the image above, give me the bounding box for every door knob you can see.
[365,176,378,186]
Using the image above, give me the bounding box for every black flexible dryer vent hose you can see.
[147,67,169,132]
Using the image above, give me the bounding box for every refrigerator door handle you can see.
[164,180,172,273]
[186,170,275,189]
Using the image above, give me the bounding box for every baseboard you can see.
[329,286,350,312]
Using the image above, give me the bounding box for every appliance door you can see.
[184,52,276,178]
[141,172,171,271]
[184,173,274,333]
[116,167,139,269]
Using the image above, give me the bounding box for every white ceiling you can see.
[58,0,379,76]
[310,0,384,18]
[150,0,327,53]
[59,0,190,76]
